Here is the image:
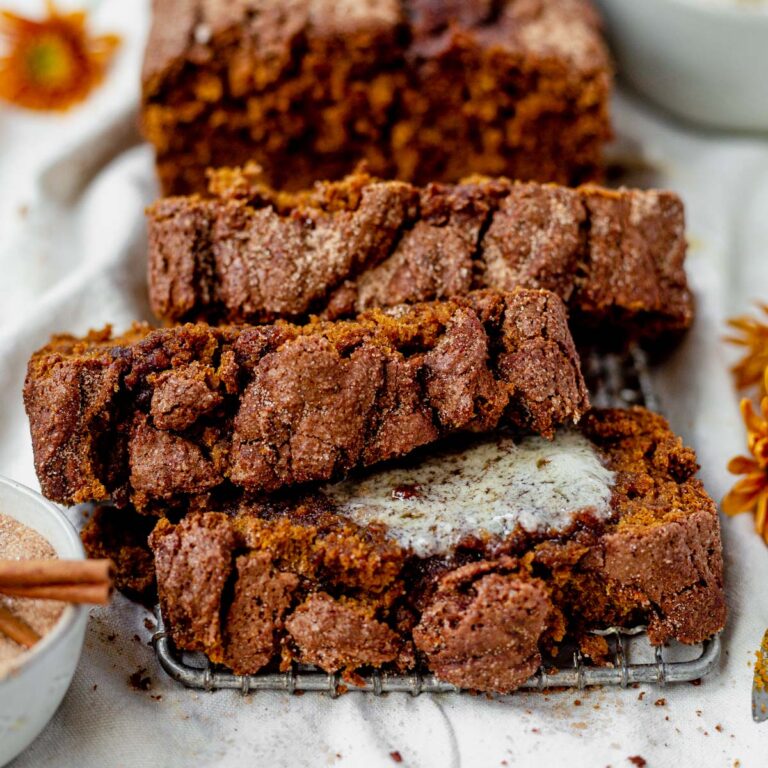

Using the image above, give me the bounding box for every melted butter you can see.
[325,432,615,557]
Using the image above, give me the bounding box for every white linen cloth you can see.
[1,1,768,765]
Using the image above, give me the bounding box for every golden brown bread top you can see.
[142,0,609,89]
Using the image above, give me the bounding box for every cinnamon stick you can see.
[0,583,111,605]
[0,558,114,605]
[0,559,112,587]
[0,603,40,648]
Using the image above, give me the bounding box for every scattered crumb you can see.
[92,684,98,691]
[105,632,117,643]
[574,699,582,707]
[715,724,723,733]
[654,698,666,707]
[637,692,645,701]
[128,667,152,691]
[531,728,540,734]
[143,618,156,631]
[151,694,163,702]
[133,634,141,643]
[628,758,646,768]
[689,678,702,686]
[571,722,588,730]
[390,751,403,764]
[293,690,305,696]
[696,710,702,717]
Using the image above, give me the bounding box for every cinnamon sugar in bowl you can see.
[0,476,87,766]
[0,515,65,675]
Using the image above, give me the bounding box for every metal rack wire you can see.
[152,617,721,696]
[152,346,722,694]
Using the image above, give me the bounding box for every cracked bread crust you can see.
[146,170,692,344]
[224,552,300,672]
[24,289,588,511]
[146,407,725,693]
[141,0,611,195]
[284,593,403,672]
[151,511,236,659]
[412,559,552,691]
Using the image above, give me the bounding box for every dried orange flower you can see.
[725,303,768,393]
[0,1,119,111]
[723,368,768,544]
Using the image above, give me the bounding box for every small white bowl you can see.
[0,476,87,767]
[594,0,768,131]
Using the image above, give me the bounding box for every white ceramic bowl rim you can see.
[663,0,768,20]
[0,475,86,681]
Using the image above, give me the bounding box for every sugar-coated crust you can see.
[147,407,726,693]
[24,290,588,510]
[141,0,612,194]
[412,559,552,691]
[146,170,692,343]
[151,511,236,659]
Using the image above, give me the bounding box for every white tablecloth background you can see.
[1,1,767,765]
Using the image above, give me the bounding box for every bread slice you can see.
[24,289,588,512]
[147,169,692,343]
[141,0,612,194]
[148,407,726,693]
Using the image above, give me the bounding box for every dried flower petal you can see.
[722,476,766,514]
[741,398,768,441]
[726,303,768,393]
[0,0,119,111]
[724,393,768,543]
[727,455,759,475]
[756,493,768,543]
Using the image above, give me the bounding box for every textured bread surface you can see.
[25,290,588,511]
[146,407,725,693]
[141,0,612,194]
[147,169,692,344]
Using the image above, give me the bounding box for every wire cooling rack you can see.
[152,616,720,696]
[152,346,722,694]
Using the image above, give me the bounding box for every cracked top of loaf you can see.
[143,0,609,88]
[147,168,692,344]
[24,289,588,511]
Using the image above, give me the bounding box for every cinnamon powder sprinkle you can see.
[0,513,64,676]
